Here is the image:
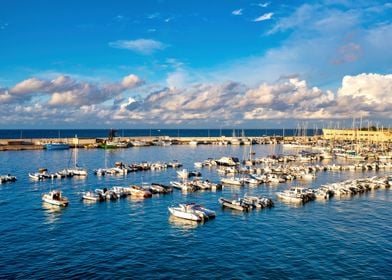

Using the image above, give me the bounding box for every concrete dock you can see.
[0,135,314,151]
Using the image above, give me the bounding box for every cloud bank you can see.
[0,73,390,127]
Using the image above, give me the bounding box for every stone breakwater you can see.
[0,136,304,151]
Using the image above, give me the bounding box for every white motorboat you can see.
[170,181,197,192]
[42,190,69,207]
[218,197,250,211]
[220,177,244,186]
[82,191,103,202]
[276,187,315,204]
[67,168,88,176]
[168,203,215,221]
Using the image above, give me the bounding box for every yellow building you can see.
[322,129,392,142]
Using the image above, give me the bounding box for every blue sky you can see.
[0,0,391,128]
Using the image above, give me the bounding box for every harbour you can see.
[0,140,391,279]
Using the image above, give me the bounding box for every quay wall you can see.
[0,135,315,151]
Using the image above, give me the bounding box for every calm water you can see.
[0,144,390,279]
[0,128,321,139]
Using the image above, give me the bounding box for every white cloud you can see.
[1,73,391,127]
[122,74,144,88]
[257,2,270,8]
[254,12,273,22]
[109,39,167,55]
[0,74,144,107]
[11,78,49,95]
[232,9,243,16]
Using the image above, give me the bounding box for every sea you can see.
[0,128,320,139]
[0,141,391,279]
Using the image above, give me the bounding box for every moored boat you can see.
[82,191,104,202]
[168,203,215,221]
[44,143,70,150]
[129,185,152,198]
[42,190,69,207]
[218,197,250,211]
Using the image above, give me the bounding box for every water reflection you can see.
[42,202,64,224]
[168,215,201,229]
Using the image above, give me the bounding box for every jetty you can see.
[0,135,318,151]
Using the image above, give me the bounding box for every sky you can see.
[0,0,391,128]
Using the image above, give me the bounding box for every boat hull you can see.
[44,143,70,150]
[168,207,201,221]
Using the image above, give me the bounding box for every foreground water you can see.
[0,144,391,279]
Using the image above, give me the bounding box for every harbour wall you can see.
[0,135,316,151]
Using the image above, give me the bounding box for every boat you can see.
[44,142,70,150]
[215,156,239,166]
[218,197,250,211]
[276,187,315,204]
[82,191,104,202]
[243,194,274,208]
[0,174,17,183]
[95,188,119,200]
[170,181,197,192]
[188,140,199,146]
[168,203,215,221]
[129,185,152,198]
[150,183,173,194]
[42,190,69,207]
[177,169,189,179]
[67,141,88,176]
[191,179,223,191]
[220,177,244,186]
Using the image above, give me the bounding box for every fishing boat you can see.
[42,190,69,207]
[218,197,250,211]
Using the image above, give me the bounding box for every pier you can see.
[0,135,317,151]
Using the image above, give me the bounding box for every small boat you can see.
[220,177,244,186]
[0,174,17,183]
[44,143,70,150]
[218,197,250,211]
[150,183,173,194]
[42,190,69,207]
[129,185,152,198]
[176,169,201,179]
[67,168,88,176]
[191,204,216,219]
[168,203,215,221]
[94,168,107,176]
[170,181,197,192]
[82,191,104,202]
[276,187,315,204]
[243,194,274,208]
[95,188,119,200]
[111,186,129,198]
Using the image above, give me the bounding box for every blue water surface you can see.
[0,144,390,279]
